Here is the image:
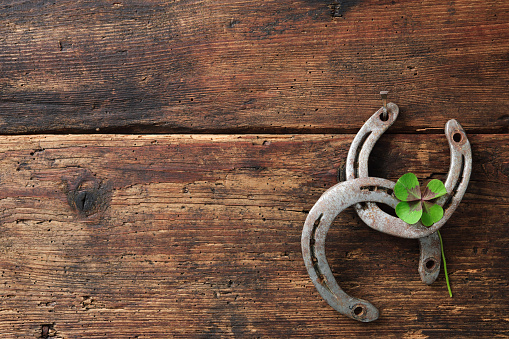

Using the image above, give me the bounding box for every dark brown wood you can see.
[0,0,508,134]
[0,134,506,338]
[0,0,507,337]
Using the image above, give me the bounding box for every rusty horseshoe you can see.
[345,103,472,284]
[301,103,472,322]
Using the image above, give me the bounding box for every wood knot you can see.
[66,171,111,217]
[74,190,96,212]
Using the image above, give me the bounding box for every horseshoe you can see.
[345,103,472,284]
[301,105,472,322]
[302,177,408,322]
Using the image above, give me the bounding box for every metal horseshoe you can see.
[345,103,472,284]
[301,104,472,322]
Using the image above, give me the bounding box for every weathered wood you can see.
[1,0,507,337]
[0,0,508,134]
[0,134,506,338]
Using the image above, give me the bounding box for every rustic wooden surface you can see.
[0,0,508,134]
[0,134,506,338]
[0,0,508,338]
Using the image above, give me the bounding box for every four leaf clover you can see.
[394,173,447,226]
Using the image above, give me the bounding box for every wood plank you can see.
[0,134,506,338]
[0,0,508,134]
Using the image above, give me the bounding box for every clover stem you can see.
[438,230,452,298]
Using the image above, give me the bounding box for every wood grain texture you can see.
[0,134,506,338]
[0,0,508,134]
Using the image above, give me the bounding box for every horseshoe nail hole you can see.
[317,274,325,284]
[376,202,398,217]
[379,112,389,122]
[453,132,462,143]
[353,305,366,316]
[424,258,437,271]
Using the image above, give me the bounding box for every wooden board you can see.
[0,0,508,134]
[1,0,508,337]
[0,134,506,338]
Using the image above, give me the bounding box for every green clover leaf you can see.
[393,173,452,297]
[394,173,447,226]
[394,172,421,202]
[395,201,422,224]
[422,179,448,200]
